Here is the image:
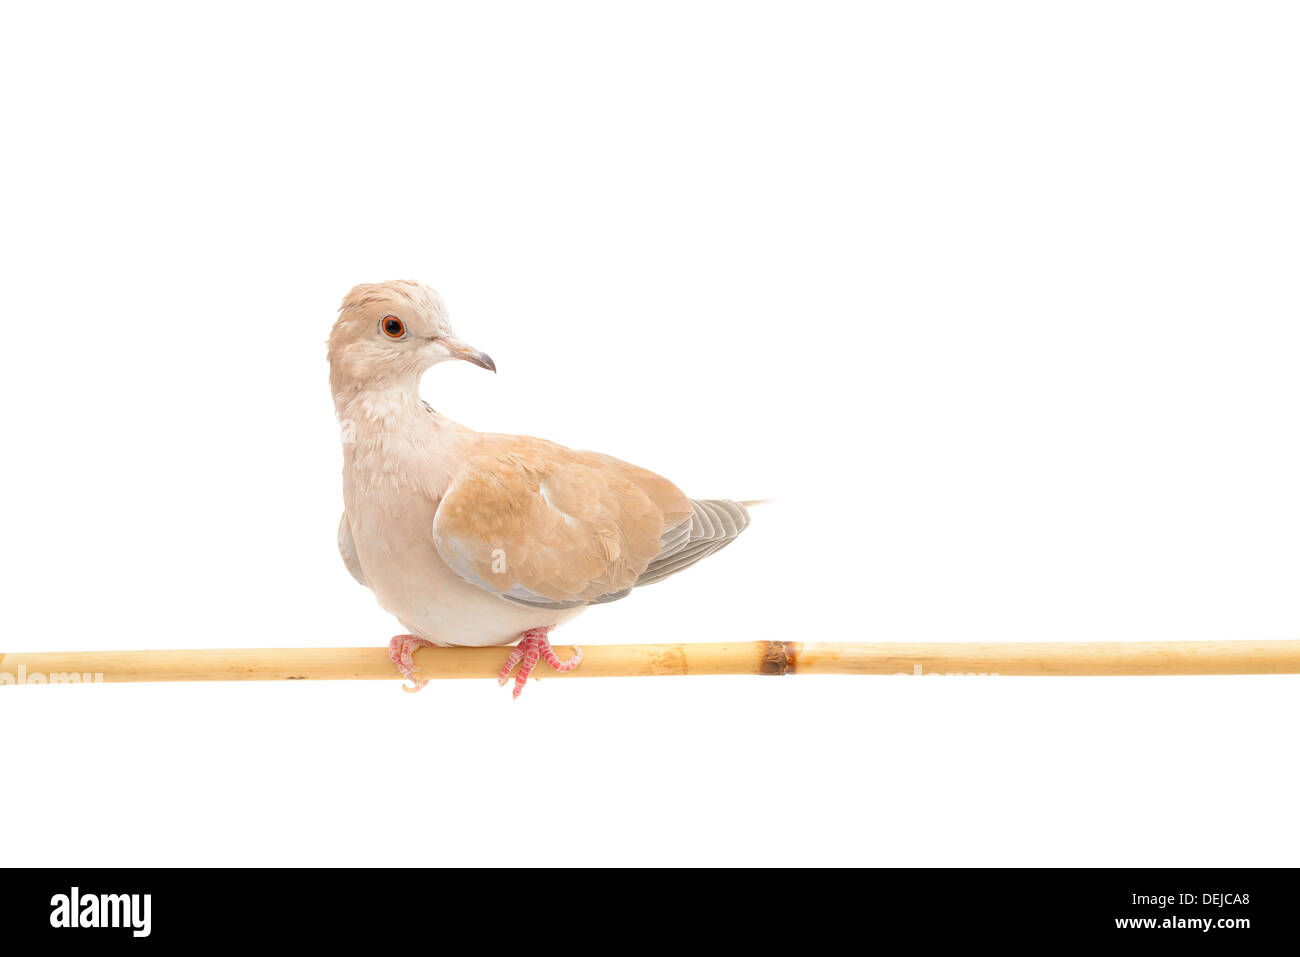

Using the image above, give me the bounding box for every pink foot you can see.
[389,634,436,692]
[497,627,582,699]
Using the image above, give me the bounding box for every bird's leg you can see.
[497,627,583,699]
[388,634,437,692]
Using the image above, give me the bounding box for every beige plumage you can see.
[328,280,754,689]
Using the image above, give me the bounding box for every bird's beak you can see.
[437,337,496,373]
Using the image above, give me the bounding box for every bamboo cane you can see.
[3,640,1300,685]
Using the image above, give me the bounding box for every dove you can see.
[329,280,756,697]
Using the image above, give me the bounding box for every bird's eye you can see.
[381,316,406,339]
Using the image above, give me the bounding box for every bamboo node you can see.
[759,641,799,676]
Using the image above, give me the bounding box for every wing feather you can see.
[338,513,367,587]
[433,434,750,609]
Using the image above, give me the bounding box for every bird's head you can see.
[328,280,495,395]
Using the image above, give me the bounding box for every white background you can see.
[2,2,1297,866]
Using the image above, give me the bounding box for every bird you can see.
[329,280,757,697]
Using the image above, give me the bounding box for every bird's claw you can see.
[497,628,582,699]
[388,634,436,692]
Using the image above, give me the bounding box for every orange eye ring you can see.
[381,316,406,339]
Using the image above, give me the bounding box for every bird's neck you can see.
[334,382,467,497]
[333,379,427,429]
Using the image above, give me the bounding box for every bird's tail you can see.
[739,499,773,507]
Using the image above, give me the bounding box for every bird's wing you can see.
[338,512,368,587]
[615,498,751,592]
[433,435,748,610]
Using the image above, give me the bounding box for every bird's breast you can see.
[345,477,582,646]
[336,399,582,644]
